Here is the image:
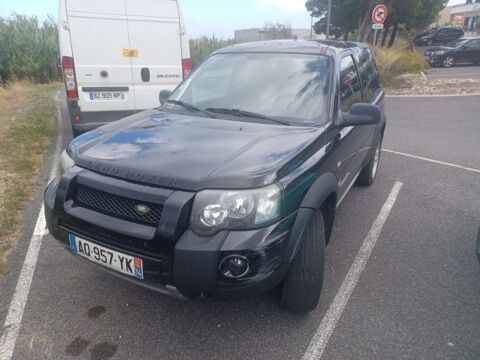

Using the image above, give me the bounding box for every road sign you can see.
[372,24,384,30]
[372,4,388,25]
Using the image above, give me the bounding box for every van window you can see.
[339,55,362,112]
[358,49,382,103]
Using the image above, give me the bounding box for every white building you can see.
[450,0,480,33]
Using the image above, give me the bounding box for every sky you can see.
[0,0,467,39]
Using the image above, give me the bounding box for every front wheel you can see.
[357,135,383,186]
[443,56,455,68]
[280,211,325,313]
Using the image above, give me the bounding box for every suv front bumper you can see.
[44,171,297,300]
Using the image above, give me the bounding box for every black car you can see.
[45,40,386,313]
[425,37,480,67]
[415,27,464,46]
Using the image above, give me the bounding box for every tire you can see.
[280,211,325,313]
[357,134,383,187]
[442,56,455,68]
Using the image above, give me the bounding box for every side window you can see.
[358,49,382,103]
[339,55,362,112]
[469,39,480,47]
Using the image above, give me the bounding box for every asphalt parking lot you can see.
[1,94,479,360]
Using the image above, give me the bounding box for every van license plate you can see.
[89,91,126,101]
[69,234,143,279]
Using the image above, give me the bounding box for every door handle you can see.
[141,68,150,82]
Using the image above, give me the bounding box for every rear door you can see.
[126,0,183,110]
[67,0,136,112]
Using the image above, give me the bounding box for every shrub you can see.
[189,36,236,69]
[0,14,60,84]
[374,47,427,86]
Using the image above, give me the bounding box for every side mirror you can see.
[159,90,172,106]
[341,103,382,128]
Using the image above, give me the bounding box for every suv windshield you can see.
[168,53,332,125]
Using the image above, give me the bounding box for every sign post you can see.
[372,4,388,46]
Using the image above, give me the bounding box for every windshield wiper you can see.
[205,108,290,126]
[166,100,216,118]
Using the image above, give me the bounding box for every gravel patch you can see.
[387,74,480,96]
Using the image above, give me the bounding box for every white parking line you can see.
[0,98,62,360]
[303,182,403,360]
[383,149,480,174]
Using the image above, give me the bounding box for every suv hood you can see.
[70,111,324,191]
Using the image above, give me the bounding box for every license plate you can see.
[69,234,143,279]
[88,91,126,101]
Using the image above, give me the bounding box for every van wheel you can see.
[357,134,383,186]
[280,211,325,313]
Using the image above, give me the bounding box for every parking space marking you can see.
[0,101,62,360]
[303,182,403,360]
[384,149,480,174]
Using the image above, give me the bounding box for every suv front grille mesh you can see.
[76,185,163,225]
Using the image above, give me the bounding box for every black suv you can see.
[415,27,464,46]
[45,40,386,313]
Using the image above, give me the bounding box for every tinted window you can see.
[468,39,480,47]
[339,55,362,112]
[170,53,332,125]
[358,49,382,103]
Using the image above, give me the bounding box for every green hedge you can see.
[0,14,60,84]
[189,36,236,69]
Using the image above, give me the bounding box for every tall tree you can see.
[305,0,448,46]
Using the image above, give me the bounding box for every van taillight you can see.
[182,58,192,79]
[62,56,79,99]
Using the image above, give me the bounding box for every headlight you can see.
[433,50,446,55]
[59,148,75,178]
[190,184,282,236]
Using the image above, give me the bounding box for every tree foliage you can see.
[306,0,448,45]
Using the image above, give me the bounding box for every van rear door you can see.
[125,0,183,110]
[66,0,136,112]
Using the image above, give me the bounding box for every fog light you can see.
[219,255,250,279]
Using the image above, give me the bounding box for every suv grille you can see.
[76,185,163,225]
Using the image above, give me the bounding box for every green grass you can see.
[0,82,60,273]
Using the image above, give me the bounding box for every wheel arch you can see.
[284,172,338,263]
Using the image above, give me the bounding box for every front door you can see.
[334,54,371,200]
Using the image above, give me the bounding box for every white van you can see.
[58,0,190,136]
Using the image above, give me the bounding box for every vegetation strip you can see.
[0,82,60,274]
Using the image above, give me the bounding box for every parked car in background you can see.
[45,40,386,313]
[415,27,464,46]
[59,0,191,137]
[424,37,480,67]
